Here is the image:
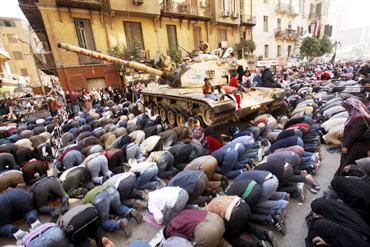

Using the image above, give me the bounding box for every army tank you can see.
[58,43,286,127]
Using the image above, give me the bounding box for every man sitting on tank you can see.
[202,77,219,101]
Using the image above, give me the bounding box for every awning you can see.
[0,77,20,86]
[0,50,10,61]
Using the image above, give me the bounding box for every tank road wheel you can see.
[160,108,167,122]
[151,105,160,117]
[201,108,214,127]
[176,113,186,127]
[167,110,176,126]
[188,117,197,129]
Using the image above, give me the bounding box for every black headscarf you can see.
[306,218,370,247]
[311,198,370,239]
[331,176,370,225]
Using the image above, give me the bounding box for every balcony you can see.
[55,0,103,10]
[286,29,299,41]
[275,28,299,41]
[288,7,299,17]
[276,3,289,14]
[275,28,287,39]
[309,12,321,19]
[0,45,10,61]
[241,15,256,26]
[161,0,211,21]
[108,0,160,16]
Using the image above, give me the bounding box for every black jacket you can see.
[261,69,281,88]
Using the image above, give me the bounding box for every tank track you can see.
[142,93,237,127]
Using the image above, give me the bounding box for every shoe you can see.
[31,220,42,230]
[264,230,276,247]
[272,214,286,235]
[119,218,132,238]
[131,209,143,223]
[132,199,148,210]
[142,190,149,201]
[258,240,273,247]
[285,193,290,201]
[220,180,229,191]
[305,184,318,194]
[296,182,306,202]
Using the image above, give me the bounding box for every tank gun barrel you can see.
[57,42,164,77]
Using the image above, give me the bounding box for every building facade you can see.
[21,0,254,91]
[252,0,331,60]
[0,17,42,87]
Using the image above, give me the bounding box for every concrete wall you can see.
[57,64,121,91]
[0,17,41,87]
[39,6,245,66]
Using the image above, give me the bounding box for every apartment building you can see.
[253,0,331,60]
[20,0,254,91]
[0,17,41,87]
[0,37,17,89]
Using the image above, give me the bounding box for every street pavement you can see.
[0,145,340,246]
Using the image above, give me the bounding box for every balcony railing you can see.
[309,13,321,19]
[241,15,256,26]
[55,0,103,10]
[161,0,211,20]
[276,3,289,14]
[286,29,299,40]
[275,28,287,39]
[275,28,299,40]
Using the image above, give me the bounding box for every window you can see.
[264,45,269,58]
[217,29,227,43]
[288,22,292,30]
[277,18,281,30]
[74,18,96,50]
[123,21,145,50]
[222,0,230,11]
[264,0,268,3]
[166,25,178,50]
[277,45,281,58]
[288,45,292,57]
[309,3,315,15]
[241,31,247,40]
[315,3,322,17]
[300,27,304,35]
[13,51,23,60]
[20,68,28,76]
[193,26,202,50]
[7,34,17,43]
[230,0,237,12]
[0,20,16,27]
[263,16,268,32]
[299,0,305,14]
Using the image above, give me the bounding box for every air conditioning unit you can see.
[132,0,144,5]
[200,0,207,8]
[231,11,239,18]
[220,10,229,17]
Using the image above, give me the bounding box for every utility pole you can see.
[331,41,341,63]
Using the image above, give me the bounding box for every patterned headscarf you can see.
[343,98,370,126]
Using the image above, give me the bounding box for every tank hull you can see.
[141,85,286,127]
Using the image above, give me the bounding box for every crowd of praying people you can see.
[0,60,369,247]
